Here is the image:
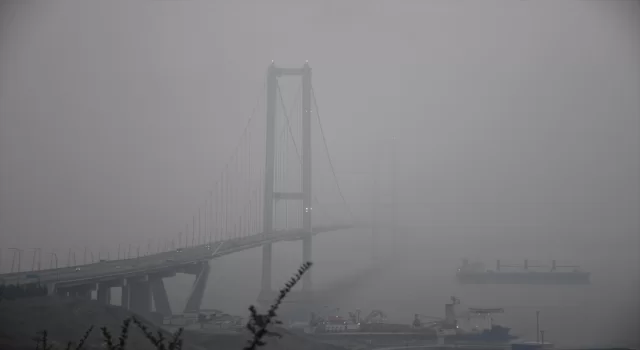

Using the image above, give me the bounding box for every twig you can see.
[74,325,94,350]
[100,327,116,350]
[117,318,131,350]
[168,327,184,350]
[244,261,313,350]
[39,330,51,350]
[132,316,167,350]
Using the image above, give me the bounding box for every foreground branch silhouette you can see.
[244,261,313,350]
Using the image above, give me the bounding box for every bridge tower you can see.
[261,63,313,299]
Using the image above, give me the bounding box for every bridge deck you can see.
[0,225,351,288]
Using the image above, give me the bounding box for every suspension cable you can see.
[311,85,355,223]
[186,78,266,242]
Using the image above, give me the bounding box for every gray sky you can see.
[1,0,638,264]
[1,1,639,345]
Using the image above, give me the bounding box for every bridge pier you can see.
[129,278,152,316]
[46,283,57,296]
[118,274,174,317]
[150,279,171,316]
[134,284,152,314]
[300,62,313,292]
[97,283,111,304]
[121,283,130,309]
[78,285,92,299]
[183,261,210,314]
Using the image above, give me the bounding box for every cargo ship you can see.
[292,297,516,343]
[456,259,590,285]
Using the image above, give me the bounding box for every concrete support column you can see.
[77,289,92,300]
[261,63,277,298]
[97,283,112,305]
[150,279,171,316]
[129,280,151,316]
[183,261,210,314]
[301,62,313,293]
[121,284,130,309]
[46,283,57,296]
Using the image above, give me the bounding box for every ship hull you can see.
[457,271,590,285]
[298,330,516,343]
[298,325,515,343]
[454,325,517,342]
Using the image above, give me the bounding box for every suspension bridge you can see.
[0,63,361,318]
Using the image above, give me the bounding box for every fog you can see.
[1,0,638,348]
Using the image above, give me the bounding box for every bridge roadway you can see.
[0,224,352,288]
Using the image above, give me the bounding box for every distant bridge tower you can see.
[261,63,313,300]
